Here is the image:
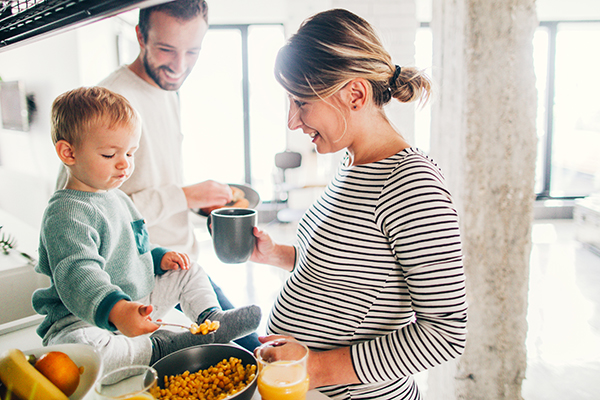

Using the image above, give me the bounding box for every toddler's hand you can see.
[161,251,191,271]
[109,300,159,337]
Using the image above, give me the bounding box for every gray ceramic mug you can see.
[209,208,257,264]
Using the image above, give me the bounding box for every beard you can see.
[142,52,189,91]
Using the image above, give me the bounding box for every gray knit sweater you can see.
[32,189,168,338]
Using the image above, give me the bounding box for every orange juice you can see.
[257,361,309,400]
[122,394,155,400]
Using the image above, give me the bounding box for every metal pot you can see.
[151,343,258,400]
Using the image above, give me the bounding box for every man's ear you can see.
[55,140,76,166]
[345,78,368,111]
[135,25,146,50]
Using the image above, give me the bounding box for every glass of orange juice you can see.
[256,338,310,400]
[94,365,157,399]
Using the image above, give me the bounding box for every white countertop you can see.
[0,312,331,400]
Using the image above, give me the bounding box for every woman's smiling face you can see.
[286,95,349,154]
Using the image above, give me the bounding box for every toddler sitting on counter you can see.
[32,86,261,373]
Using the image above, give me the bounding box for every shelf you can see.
[0,0,170,52]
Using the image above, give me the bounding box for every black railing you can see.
[0,0,170,52]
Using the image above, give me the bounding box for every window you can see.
[179,24,287,202]
[536,22,600,199]
[417,21,600,199]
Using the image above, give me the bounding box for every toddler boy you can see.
[32,86,260,373]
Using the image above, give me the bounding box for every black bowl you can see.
[151,344,258,400]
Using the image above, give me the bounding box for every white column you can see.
[428,0,538,399]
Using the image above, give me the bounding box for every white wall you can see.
[0,31,82,227]
[0,17,137,222]
[0,13,150,227]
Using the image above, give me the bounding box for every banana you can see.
[0,349,69,400]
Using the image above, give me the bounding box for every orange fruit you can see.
[33,351,81,397]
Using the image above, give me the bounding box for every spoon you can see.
[154,319,220,335]
[153,321,192,330]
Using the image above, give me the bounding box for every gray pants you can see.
[43,263,219,373]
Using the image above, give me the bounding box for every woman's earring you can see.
[353,105,357,109]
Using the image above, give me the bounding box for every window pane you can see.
[550,23,600,197]
[248,25,286,201]
[533,27,549,195]
[179,30,245,185]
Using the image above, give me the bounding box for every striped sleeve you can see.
[351,152,467,383]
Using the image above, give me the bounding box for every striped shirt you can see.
[267,148,468,400]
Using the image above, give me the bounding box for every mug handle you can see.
[206,214,212,235]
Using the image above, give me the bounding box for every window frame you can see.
[208,23,284,185]
[535,20,600,200]
[420,20,600,201]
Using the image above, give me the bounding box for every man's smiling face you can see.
[138,11,209,91]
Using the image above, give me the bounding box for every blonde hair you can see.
[51,86,140,146]
[274,8,431,107]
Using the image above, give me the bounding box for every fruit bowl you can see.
[151,343,257,400]
[28,343,102,399]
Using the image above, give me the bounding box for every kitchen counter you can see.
[0,318,329,400]
[0,208,49,332]
[0,211,48,366]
